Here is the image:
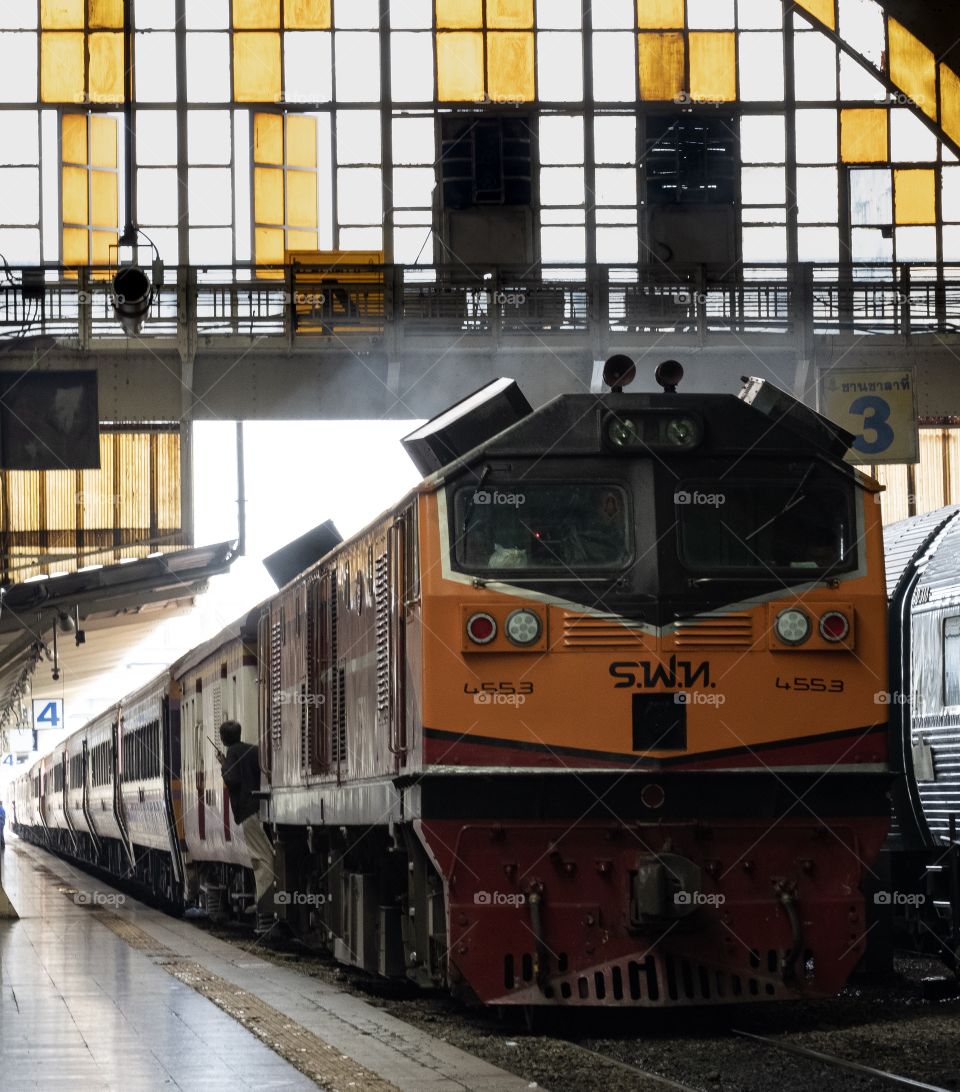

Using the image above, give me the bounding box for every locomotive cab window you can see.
[677,470,855,575]
[454,483,632,572]
[944,616,960,707]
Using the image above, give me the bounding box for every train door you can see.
[213,674,231,842]
[112,715,134,871]
[61,748,74,835]
[162,694,186,887]
[194,680,206,841]
[81,738,101,858]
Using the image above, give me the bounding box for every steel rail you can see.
[732,1029,949,1091]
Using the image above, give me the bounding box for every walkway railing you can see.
[0,262,956,348]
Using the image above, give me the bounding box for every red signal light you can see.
[466,613,497,644]
[819,611,850,643]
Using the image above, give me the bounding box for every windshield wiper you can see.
[461,464,491,539]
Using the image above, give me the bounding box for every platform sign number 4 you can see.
[819,368,918,465]
[33,698,63,731]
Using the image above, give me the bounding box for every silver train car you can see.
[12,609,262,916]
[886,505,960,966]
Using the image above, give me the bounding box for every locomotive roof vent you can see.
[739,376,855,459]
[263,518,343,588]
[401,377,533,477]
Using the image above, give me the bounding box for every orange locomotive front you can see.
[408,374,890,1007]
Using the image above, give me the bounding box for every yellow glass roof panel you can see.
[436,0,483,30]
[487,0,533,30]
[636,0,684,30]
[88,32,123,103]
[234,31,282,102]
[90,115,117,167]
[794,0,835,30]
[841,108,888,163]
[894,168,936,225]
[689,32,736,104]
[41,0,84,29]
[942,63,960,149]
[234,0,280,29]
[88,0,123,28]
[285,0,331,29]
[638,32,684,102]
[40,32,85,103]
[285,114,317,167]
[61,114,88,165]
[437,31,485,101]
[888,19,937,122]
[254,112,284,164]
[487,31,535,103]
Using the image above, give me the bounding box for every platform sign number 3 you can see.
[819,368,919,465]
[33,698,63,732]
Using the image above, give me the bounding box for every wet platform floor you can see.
[0,836,532,1091]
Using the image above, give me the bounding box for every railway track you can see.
[731,1030,951,1092]
[194,917,960,1092]
[557,1040,700,1091]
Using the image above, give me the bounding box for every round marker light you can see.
[819,611,850,643]
[775,608,811,646]
[504,609,542,646]
[466,612,497,645]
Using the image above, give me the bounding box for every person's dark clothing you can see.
[221,743,261,824]
[0,804,6,847]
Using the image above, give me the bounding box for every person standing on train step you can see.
[0,800,6,849]
[216,721,274,928]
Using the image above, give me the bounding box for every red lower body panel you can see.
[416,815,890,1006]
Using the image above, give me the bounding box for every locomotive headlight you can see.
[775,608,811,646]
[819,610,850,642]
[665,416,700,448]
[466,612,497,644]
[504,609,542,646]
[608,418,640,448]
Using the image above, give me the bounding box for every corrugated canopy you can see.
[0,539,237,750]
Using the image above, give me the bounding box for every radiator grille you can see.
[561,613,651,649]
[503,948,793,1005]
[669,613,754,649]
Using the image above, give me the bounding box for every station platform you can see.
[0,836,533,1091]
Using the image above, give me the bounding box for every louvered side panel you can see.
[269,620,282,753]
[211,683,222,731]
[375,550,390,731]
[302,580,320,775]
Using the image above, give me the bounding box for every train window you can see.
[454,483,632,571]
[944,617,960,707]
[677,475,854,574]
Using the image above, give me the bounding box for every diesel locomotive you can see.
[13,361,893,1009]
